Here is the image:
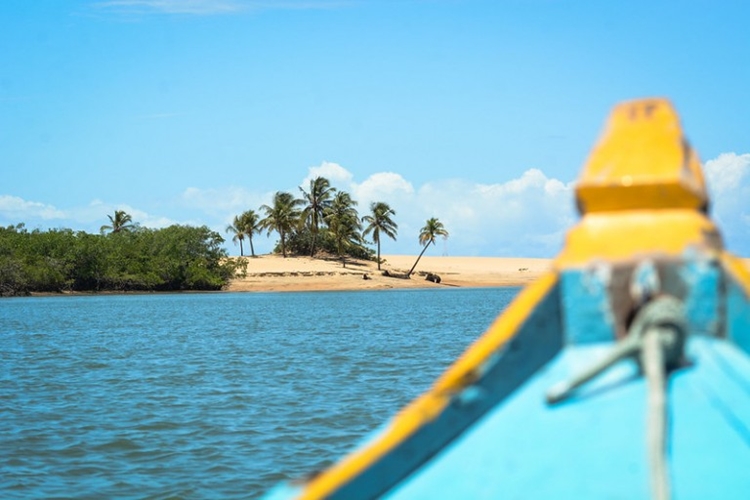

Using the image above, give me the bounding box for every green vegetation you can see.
[244,180,384,265]
[227,176,447,275]
[233,178,390,265]
[239,209,261,258]
[0,222,245,297]
[324,191,363,268]
[260,191,304,258]
[408,217,449,277]
[100,210,137,234]
[225,215,247,256]
[299,176,336,257]
[362,202,398,270]
[0,176,448,296]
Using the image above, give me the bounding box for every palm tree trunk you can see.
[310,228,317,257]
[408,243,430,277]
[281,232,287,257]
[338,240,346,268]
[249,237,255,257]
[377,238,381,270]
[240,239,244,257]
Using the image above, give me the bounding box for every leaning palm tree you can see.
[225,216,247,256]
[260,192,303,258]
[362,201,398,270]
[100,210,136,234]
[299,176,336,257]
[324,191,362,268]
[408,217,449,277]
[239,209,261,257]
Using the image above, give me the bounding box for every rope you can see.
[642,326,670,500]
[546,296,686,499]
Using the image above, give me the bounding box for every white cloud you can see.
[0,195,66,221]
[705,152,750,195]
[0,196,179,234]
[703,152,750,254]
[352,172,414,209]
[74,200,178,229]
[296,162,577,256]
[181,186,269,214]
[301,161,353,188]
[4,152,748,257]
[405,171,576,256]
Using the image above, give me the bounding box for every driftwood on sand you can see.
[382,270,410,280]
[381,269,441,283]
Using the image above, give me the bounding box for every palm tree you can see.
[225,216,246,256]
[324,191,362,268]
[362,202,398,270]
[299,176,336,257]
[260,192,303,258]
[239,209,261,257]
[100,210,136,234]
[408,217,449,277]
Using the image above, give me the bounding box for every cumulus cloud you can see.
[181,186,269,214]
[0,196,178,234]
[301,161,354,188]
[296,162,576,256]
[4,152,747,257]
[404,170,576,256]
[352,172,414,213]
[0,195,66,221]
[705,152,750,195]
[704,152,750,254]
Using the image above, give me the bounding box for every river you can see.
[1,288,519,498]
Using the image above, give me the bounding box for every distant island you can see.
[1,175,459,296]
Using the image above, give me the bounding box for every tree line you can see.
[0,176,449,296]
[0,217,245,297]
[224,176,448,271]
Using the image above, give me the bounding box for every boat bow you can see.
[264,98,750,499]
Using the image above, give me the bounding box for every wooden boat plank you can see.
[383,338,750,499]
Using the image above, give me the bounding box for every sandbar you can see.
[226,254,550,293]
[226,255,750,293]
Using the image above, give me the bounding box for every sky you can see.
[1,0,749,258]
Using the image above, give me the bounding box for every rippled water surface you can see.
[1,288,519,498]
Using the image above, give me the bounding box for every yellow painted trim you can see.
[434,271,558,392]
[297,272,559,499]
[555,210,722,269]
[720,252,750,296]
[575,98,707,214]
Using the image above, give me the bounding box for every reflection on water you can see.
[1,288,518,498]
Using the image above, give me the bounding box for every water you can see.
[0,288,519,499]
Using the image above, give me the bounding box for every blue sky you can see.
[1,0,749,257]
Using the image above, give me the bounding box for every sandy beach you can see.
[226,254,551,292]
[226,254,750,293]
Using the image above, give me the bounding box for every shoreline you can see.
[22,255,750,296]
[224,255,554,293]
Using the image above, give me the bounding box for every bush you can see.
[0,223,242,295]
[280,227,375,260]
